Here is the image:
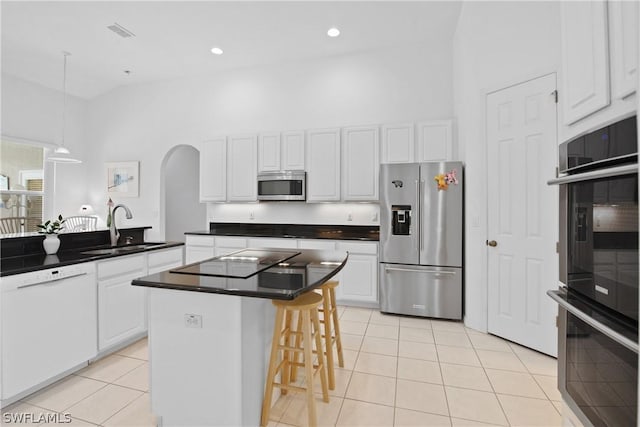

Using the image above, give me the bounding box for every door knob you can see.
[487,240,498,247]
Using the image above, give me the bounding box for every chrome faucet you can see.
[110,204,133,246]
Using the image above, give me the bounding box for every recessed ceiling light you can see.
[327,27,340,37]
[211,47,224,55]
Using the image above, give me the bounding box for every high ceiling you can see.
[1,1,462,99]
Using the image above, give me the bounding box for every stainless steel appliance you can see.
[257,171,306,201]
[548,115,638,426]
[379,161,463,319]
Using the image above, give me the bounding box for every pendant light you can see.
[47,51,81,163]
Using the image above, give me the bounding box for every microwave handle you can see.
[547,163,637,186]
[547,290,639,354]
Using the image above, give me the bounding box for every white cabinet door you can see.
[335,242,378,304]
[416,120,453,162]
[342,126,379,201]
[381,123,414,163]
[148,247,184,274]
[185,235,216,263]
[282,131,305,170]
[215,236,248,257]
[228,134,257,201]
[297,240,336,250]
[98,255,147,351]
[199,137,227,202]
[335,254,378,304]
[186,247,215,263]
[306,128,341,201]
[258,132,281,172]
[247,237,298,249]
[560,0,610,125]
[609,0,638,99]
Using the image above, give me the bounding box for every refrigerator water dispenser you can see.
[391,205,412,235]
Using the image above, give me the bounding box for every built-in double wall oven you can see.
[548,115,638,426]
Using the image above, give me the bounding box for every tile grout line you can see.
[433,329,453,425]
[99,390,147,427]
[391,316,399,427]
[464,328,511,426]
[19,378,110,416]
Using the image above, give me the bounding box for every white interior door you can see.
[486,73,558,356]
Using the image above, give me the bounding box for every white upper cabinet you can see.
[381,123,414,163]
[306,128,341,201]
[199,137,226,202]
[258,131,305,172]
[258,132,281,172]
[227,134,257,201]
[281,131,305,170]
[416,120,453,162]
[609,0,638,99]
[342,126,379,201]
[560,1,610,125]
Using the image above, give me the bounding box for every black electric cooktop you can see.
[170,249,300,279]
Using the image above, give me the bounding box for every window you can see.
[0,139,45,233]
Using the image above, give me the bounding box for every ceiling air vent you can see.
[107,23,135,38]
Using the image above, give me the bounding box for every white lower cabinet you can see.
[185,235,215,264]
[297,239,336,250]
[148,247,184,274]
[335,242,379,305]
[247,237,297,249]
[215,236,248,257]
[97,254,147,351]
[0,247,186,405]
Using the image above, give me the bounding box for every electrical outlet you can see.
[347,213,353,221]
[184,314,202,328]
[249,212,255,220]
[372,212,378,222]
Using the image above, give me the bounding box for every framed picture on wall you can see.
[106,161,139,198]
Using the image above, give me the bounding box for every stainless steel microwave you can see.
[257,171,306,201]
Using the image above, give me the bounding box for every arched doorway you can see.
[160,145,206,242]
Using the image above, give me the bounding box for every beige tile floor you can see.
[2,306,561,426]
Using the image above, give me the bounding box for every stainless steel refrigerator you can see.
[379,162,463,319]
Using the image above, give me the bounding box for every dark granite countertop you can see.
[186,222,379,241]
[132,248,347,300]
[1,242,184,277]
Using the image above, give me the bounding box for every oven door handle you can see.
[547,290,639,354]
[547,163,637,185]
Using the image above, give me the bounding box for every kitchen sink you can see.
[80,242,166,256]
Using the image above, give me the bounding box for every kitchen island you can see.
[132,248,347,427]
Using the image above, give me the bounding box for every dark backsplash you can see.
[207,222,379,241]
[0,227,150,258]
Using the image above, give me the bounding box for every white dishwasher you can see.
[1,262,97,403]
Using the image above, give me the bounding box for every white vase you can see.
[43,234,60,255]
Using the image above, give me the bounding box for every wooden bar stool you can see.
[261,292,329,427]
[291,281,344,390]
[317,280,344,389]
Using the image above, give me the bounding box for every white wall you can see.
[453,2,561,331]
[1,73,90,220]
[163,145,206,241]
[85,43,453,240]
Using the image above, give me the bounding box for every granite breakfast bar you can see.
[132,248,348,427]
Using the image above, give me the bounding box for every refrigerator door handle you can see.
[415,179,420,253]
[384,266,456,275]
[420,179,424,252]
